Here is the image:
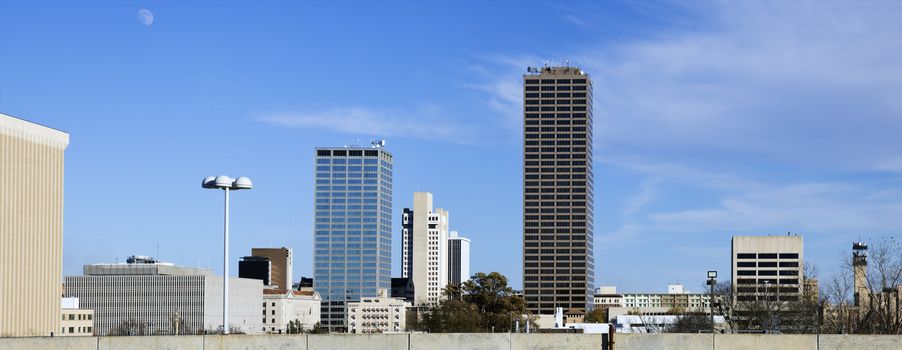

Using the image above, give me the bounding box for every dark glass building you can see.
[522,66,595,314]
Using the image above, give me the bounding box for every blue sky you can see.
[2,1,902,293]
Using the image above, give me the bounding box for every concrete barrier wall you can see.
[410,333,509,350]
[714,334,816,350]
[511,333,602,350]
[308,333,407,350]
[819,335,902,350]
[0,336,96,350]
[4,333,902,350]
[617,333,712,350]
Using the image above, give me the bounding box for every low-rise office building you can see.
[64,257,263,335]
[60,298,93,336]
[347,289,410,334]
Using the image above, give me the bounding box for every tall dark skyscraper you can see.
[313,142,393,331]
[522,66,595,314]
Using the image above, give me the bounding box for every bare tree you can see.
[716,263,821,334]
[859,237,902,334]
[822,254,857,334]
[822,237,902,334]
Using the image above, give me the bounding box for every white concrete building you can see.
[402,192,449,305]
[60,298,93,336]
[448,231,471,286]
[261,289,321,333]
[64,258,263,335]
[732,235,804,302]
[347,289,410,334]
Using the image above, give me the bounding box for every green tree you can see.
[419,298,484,332]
[412,272,535,333]
[584,307,606,323]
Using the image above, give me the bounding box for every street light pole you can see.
[223,186,229,335]
[707,271,717,333]
[203,175,253,335]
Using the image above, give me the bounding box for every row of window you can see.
[63,313,92,320]
[525,106,593,113]
[316,158,381,165]
[736,253,800,259]
[525,86,588,91]
[736,261,799,268]
[525,93,588,99]
[525,112,589,118]
[736,278,800,285]
[525,135,590,142]
[316,150,382,157]
[525,201,589,207]
[524,255,587,261]
[525,269,588,276]
[524,241,588,247]
[525,215,588,220]
[525,99,589,105]
[525,167,588,173]
[737,270,800,276]
[524,262,590,268]
[736,287,801,293]
[525,180,589,187]
[525,79,588,84]
[524,248,588,254]
[523,288,587,295]
[525,175,592,182]
[524,283,588,288]
[61,326,92,334]
[525,146,592,153]
[525,127,589,133]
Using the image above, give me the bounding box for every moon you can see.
[137,9,154,26]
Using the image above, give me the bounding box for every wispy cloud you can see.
[477,1,902,173]
[649,181,902,233]
[257,106,483,145]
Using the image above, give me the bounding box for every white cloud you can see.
[581,0,902,171]
[257,107,482,145]
[475,1,902,172]
[649,180,902,233]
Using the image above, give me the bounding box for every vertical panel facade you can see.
[0,114,69,337]
[313,146,393,331]
[522,67,595,314]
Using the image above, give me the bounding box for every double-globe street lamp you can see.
[202,175,253,335]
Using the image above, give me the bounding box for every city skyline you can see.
[2,1,902,294]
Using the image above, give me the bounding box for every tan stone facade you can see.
[0,113,69,337]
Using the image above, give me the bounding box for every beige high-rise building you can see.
[731,235,804,302]
[0,113,69,337]
[252,247,293,290]
[522,66,595,315]
[401,192,449,305]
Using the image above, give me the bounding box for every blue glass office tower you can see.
[313,143,393,331]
